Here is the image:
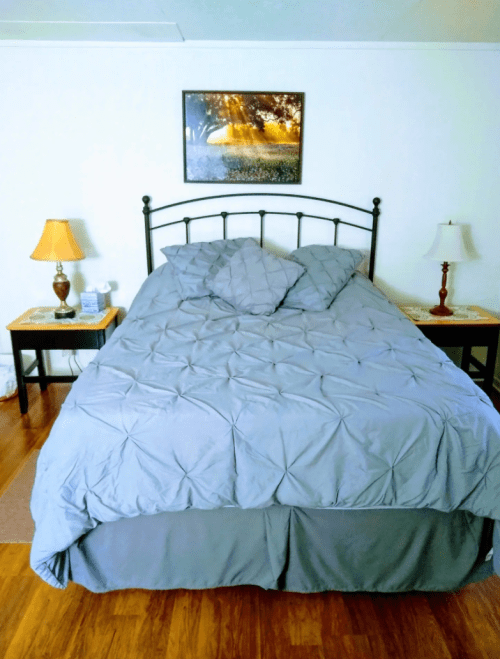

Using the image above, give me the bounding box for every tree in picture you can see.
[183,91,304,184]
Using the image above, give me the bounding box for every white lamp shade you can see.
[424,223,468,262]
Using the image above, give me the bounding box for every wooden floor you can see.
[1,384,500,659]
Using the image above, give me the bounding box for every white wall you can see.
[0,42,499,378]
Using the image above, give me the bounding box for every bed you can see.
[29,193,500,593]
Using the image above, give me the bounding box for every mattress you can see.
[30,262,500,590]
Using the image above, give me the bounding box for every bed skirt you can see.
[67,506,494,593]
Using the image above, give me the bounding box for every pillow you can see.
[161,237,251,299]
[281,244,364,311]
[208,239,305,315]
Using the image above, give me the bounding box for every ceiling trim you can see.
[0,40,499,51]
[0,20,184,42]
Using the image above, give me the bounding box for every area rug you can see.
[0,450,38,542]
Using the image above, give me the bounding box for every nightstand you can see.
[7,307,119,414]
[399,305,500,396]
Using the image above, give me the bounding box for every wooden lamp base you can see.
[429,303,453,316]
[429,261,453,316]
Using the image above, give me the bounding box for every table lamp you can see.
[425,221,468,316]
[30,219,85,319]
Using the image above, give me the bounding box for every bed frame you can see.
[142,193,381,279]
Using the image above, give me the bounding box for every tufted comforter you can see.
[30,264,500,588]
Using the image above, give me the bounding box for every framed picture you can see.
[183,91,304,184]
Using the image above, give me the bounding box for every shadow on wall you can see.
[70,219,99,260]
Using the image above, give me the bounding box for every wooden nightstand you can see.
[399,305,500,396]
[7,307,119,414]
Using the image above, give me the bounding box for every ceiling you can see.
[1,0,499,43]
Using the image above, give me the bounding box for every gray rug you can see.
[0,450,38,542]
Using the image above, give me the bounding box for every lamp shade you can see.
[30,220,84,262]
[424,223,468,263]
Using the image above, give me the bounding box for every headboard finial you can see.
[142,195,151,206]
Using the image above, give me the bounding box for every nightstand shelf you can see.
[7,307,119,414]
[399,305,500,396]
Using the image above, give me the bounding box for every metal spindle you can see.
[333,219,340,246]
[221,212,228,240]
[369,198,381,281]
[296,212,303,248]
[142,196,153,275]
[258,211,265,247]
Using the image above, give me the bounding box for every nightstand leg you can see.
[461,344,472,373]
[11,336,28,414]
[484,339,498,396]
[35,349,47,391]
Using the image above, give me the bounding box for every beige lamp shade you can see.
[30,219,85,262]
[424,223,468,263]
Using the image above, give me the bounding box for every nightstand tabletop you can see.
[398,305,500,327]
[7,307,119,332]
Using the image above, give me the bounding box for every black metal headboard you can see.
[142,193,381,280]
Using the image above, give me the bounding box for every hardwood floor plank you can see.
[370,594,452,659]
[462,581,500,636]
[134,591,177,659]
[0,576,40,658]
[210,587,262,659]
[60,588,122,659]
[319,591,355,637]
[0,384,71,497]
[112,587,153,616]
[102,617,144,659]
[164,590,206,658]
[285,592,324,646]
[425,584,500,659]
[0,543,32,576]
[3,579,81,659]
[258,590,295,659]
[340,634,379,659]
[454,587,500,659]
[198,589,234,658]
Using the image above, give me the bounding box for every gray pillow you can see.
[161,237,251,299]
[208,239,305,315]
[281,244,364,311]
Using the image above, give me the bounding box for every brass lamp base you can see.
[54,305,76,319]
[52,261,76,319]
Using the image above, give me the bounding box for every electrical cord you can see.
[67,353,83,377]
[73,354,83,373]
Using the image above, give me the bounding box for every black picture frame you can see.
[183,91,304,184]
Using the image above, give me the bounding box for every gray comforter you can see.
[30,264,500,588]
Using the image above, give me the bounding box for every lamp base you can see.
[52,262,75,319]
[54,306,76,319]
[429,304,453,316]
